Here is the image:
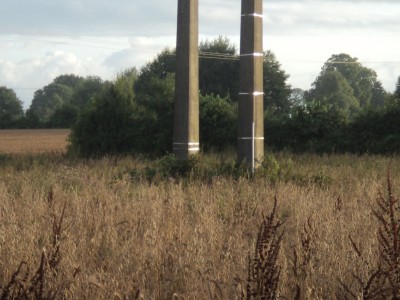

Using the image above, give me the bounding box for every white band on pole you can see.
[173,142,200,146]
[241,13,263,18]
[238,92,264,96]
[173,147,200,150]
[240,53,263,57]
[173,141,200,152]
[238,137,264,140]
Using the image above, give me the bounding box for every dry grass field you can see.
[1,152,400,299]
[0,129,70,154]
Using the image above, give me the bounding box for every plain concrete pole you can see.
[238,0,264,169]
[173,0,200,159]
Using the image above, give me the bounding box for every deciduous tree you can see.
[199,36,239,100]
[28,83,73,123]
[395,76,400,100]
[0,86,24,128]
[71,76,105,109]
[69,81,136,157]
[263,50,292,115]
[306,53,387,117]
[200,94,237,150]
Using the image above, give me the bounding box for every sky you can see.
[1,0,400,108]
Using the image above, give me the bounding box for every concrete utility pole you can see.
[238,0,264,170]
[173,0,200,159]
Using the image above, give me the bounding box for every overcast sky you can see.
[1,0,399,108]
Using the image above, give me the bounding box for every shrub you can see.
[158,154,200,178]
[200,94,237,151]
[69,83,136,157]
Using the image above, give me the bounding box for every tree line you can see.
[1,36,400,156]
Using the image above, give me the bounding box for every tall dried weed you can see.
[0,191,74,300]
[242,197,284,299]
[1,153,400,298]
[341,171,400,299]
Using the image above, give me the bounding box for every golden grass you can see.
[0,129,70,154]
[1,153,400,299]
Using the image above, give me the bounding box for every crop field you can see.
[0,129,70,154]
[1,151,400,299]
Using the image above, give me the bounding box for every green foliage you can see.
[70,76,105,109]
[265,102,349,153]
[306,70,359,115]
[69,67,175,157]
[322,54,379,107]
[395,76,400,100]
[348,105,400,154]
[306,53,386,118]
[134,53,176,155]
[199,36,239,100]
[370,80,386,107]
[122,153,281,183]
[26,74,105,128]
[257,153,281,183]
[293,102,349,153]
[120,154,202,183]
[262,53,396,155]
[158,154,200,178]
[134,73,175,154]
[263,50,292,115]
[69,82,136,157]
[289,88,305,107]
[20,109,40,128]
[53,74,84,88]
[0,86,24,128]
[200,94,237,151]
[28,75,86,124]
[134,48,176,96]
[47,103,79,128]
[114,68,138,101]
[265,100,400,155]
[311,171,333,187]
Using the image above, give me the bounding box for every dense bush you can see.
[265,102,400,154]
[69,83,137,157]
[47,103,79,128]
[348,105,400,154]
[200,94,237,151]
[265,102,349,153]
[0,86,24,129]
